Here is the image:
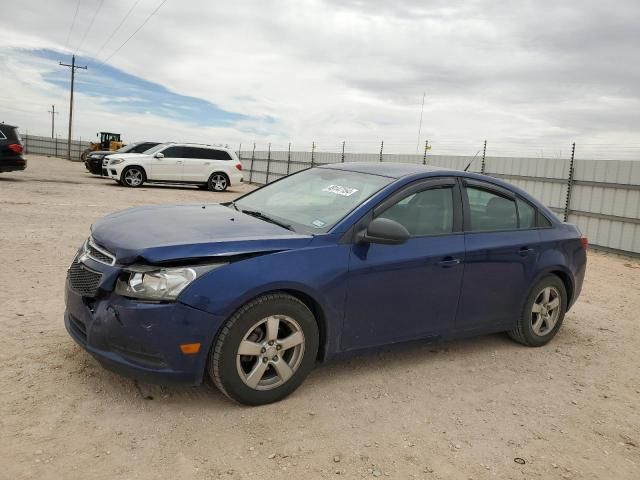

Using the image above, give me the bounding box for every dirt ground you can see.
[1,155,639,480]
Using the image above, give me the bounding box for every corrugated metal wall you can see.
[22,134,90,162]
[239,149,640,256]
[569,160,640,253]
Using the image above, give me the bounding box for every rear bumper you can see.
[64,274,225,385]
[0,156,26,172]
[229,171,243,186]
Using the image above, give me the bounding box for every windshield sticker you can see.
[312,219,326,228]
[322,185,359,197]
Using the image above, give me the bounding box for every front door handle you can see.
[519,246,535,256]
[438,257,461,268]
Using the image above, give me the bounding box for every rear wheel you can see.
[80,148,92,162]
[509,275,567,347]
[208,172,229,192]
[121,166,145,188]
[209,293,319,405]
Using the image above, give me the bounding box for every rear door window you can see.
[162,146,184,158]
[517,198,536,229]
[465,186,517,231]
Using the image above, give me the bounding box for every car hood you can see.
[91,204,312,265]
[87,150,112,156]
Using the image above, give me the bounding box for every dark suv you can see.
[0,123,26,173]
[85,142,160,175]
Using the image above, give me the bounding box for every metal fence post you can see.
[379,140,384,162]
[311,141,316,167]
[341,141,345,163]
[238,143,242,159]
[563,142,576,222]
[286,142,292,175]
[24,131,28,154]
[423,139,429,165]
[55,135,58,157]
[481,140,487,174]
[249,142,256,183]
[265,143,272,184]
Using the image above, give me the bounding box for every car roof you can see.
[319,161,452,178]
[319,161,558,220]
[159,142,231,150]
[0,123,18,129]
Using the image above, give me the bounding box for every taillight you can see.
[580,235,588,252]
[235,163,242,171]
[8,143,23,154]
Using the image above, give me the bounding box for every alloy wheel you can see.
[211,174,227,191]
[124,168,143,187]
[531,286,561,336]
[236,315,305,390]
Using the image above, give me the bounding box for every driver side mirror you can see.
[154,152,164,159]
[358,217,410,245]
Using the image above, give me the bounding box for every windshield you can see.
[116,143,140,153]
[144,143,170,155]
[235,168,393,233]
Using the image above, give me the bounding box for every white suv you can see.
[104,143,243,191]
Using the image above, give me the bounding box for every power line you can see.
[92,0,143,59]
[64,0,82,51]
[74,0,105,55]
[99,0,169,66]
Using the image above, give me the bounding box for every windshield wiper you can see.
[241,209,294,231]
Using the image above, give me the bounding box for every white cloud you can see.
[1,0,640,158]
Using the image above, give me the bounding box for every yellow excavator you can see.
[80,132,123,161]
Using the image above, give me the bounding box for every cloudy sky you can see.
[1,0,639,157]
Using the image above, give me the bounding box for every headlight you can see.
[115,264,225,301]
[109,158,125,165]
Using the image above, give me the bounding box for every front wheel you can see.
[509,275,567,347]
[209,293,319,405]
[208,172,229,192]
[121,166,145,188]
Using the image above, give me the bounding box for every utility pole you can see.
[59,55,87,160]
[48,105,59,139]
[416,91,426,154]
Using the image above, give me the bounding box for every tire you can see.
[208,172,229,192]
[509,275,567,347]
[121,166,146,188]
[209,293,319,405]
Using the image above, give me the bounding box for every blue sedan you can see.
[64,163,587,405]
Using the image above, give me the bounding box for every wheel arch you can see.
[532,265,574,309]
[121,164,148,179]
[210,287,330,364]
[209,170,230,183]
[548,269,574,308]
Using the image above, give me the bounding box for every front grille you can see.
[87,243,114,265]
[68,259,102,297]
[84,238,115,266]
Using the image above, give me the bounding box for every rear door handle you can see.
[519,246,535,256]
[438,257,461,268]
